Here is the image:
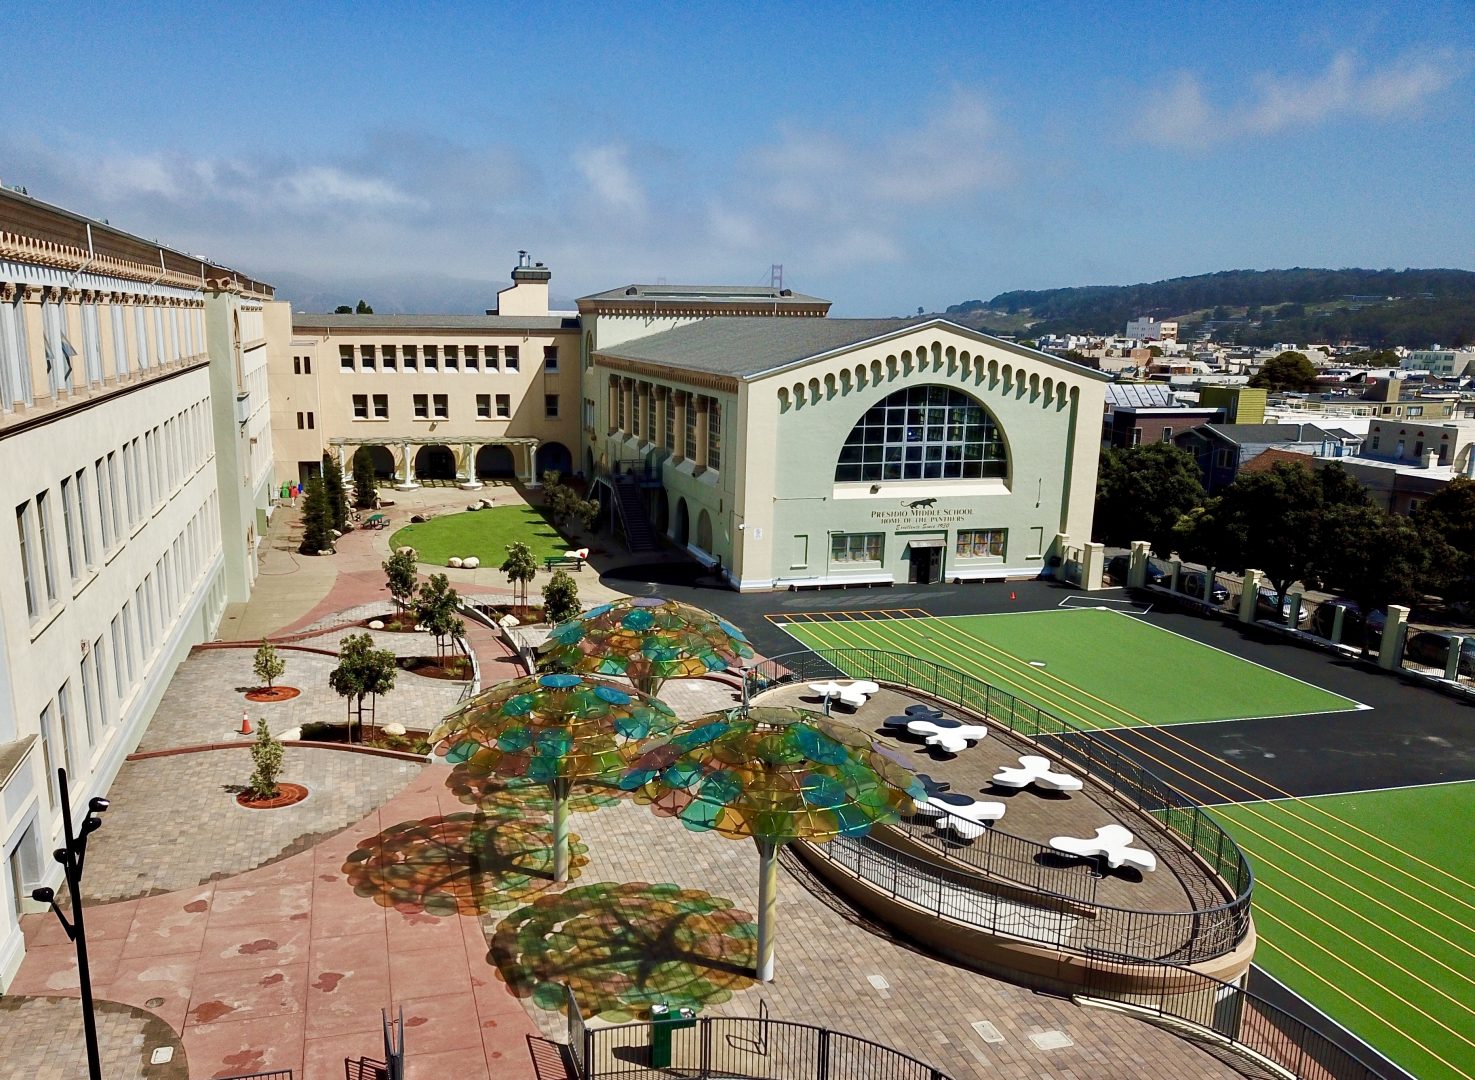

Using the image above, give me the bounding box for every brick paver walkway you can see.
[0,995,187,1080]
[138,647,463,752]
[81,748,424,903]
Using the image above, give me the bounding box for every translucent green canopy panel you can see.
[538,597,755,693]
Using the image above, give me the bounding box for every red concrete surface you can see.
[12,770,543,1080]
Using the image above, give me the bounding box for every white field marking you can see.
[1099,605,1371,713]
[1059,593,1149,612]
[1196,776,1475,811]
[868,610,1364,728]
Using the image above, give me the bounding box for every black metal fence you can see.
[747,648,1254,958]
[1080,957,1393,1080]
[577,1015,950,1079]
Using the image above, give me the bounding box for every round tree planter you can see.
[236,783,309,810]
[245,686,302,703]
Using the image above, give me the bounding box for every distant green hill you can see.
[943,268,1475,347]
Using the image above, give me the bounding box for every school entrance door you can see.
[907,539,944,584]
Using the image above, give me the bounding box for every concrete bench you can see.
[992,754,1083,792]
[1049,824,1157,874]
[907,719,987,754]
[913,796,1006,840]
[809,680,880,709]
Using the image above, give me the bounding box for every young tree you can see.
[501,541,538,616]
[252,639,285,690]
[299,477,334,554]
[414,573,464,659]
[328,633,398,741]
[355,299,374,314]
[322,452,350,532]
[383,549,419,615]
[1093,443,1205,557]
[351,447,378,510]
[247,719,285,800]
[1248,351,1319,392]
[542,569,581,624]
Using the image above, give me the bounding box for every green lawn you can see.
[1212,783,1475,1080]
[389,505,571,567]
[780,608,1358,729]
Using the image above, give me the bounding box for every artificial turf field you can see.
[1212,783,1475,1080]
[775,604,1468,1079]
[775,605,1360,728]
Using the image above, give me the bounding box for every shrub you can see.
[299,477,334,554]
[542,569,581,624]
[248,719,285,799]
[352,447,378,510]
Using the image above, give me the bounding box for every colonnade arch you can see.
[328,435,544,490]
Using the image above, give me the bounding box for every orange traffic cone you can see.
[240,710,253,736]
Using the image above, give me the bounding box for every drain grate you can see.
[971,1020,1005,1044]
[1029,1030,1074,1051]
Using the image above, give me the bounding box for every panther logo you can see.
[903,498,938,509]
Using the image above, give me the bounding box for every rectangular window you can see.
[444,345,458,371]
[484,345,499,371]
[1213,447,1233,468]
[74,469,94,568]
[293,356,302,375]
[632,388,642,438]
[307,412,315,429]
[465,345,479,370]
[402,345,418,370]
[353,393,369,419]
[110,615,126,698]
[340,345,354,371]
[413,394,428,419]
[476,393,491,419]
[955,529,1006,559]
[39,701,59,810]
[1131,427,1142,446]
[372,394,388,419]
[82,638,103,743]
[665,392,676,450]
[791,534,809,569]
[432,393,448,419]
[381,345,396,370]
[831,532,883,565]
[297,412,305,430]
[544,345,559,371]
[424,345,438,370]
[504,345,519,371]
[545,394,559,418]
[684,395,698,459]
[36,489,58,604]
[646,393,656,444]
[708,399,722,470]
[57,679,80,777]
[60,476,82,581]
[1408,406,1424,417]
[17,502,39,618]
[360,345,375,370]
[1161,426,1172,443]
[496,393,510,418]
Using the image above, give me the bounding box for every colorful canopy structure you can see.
[431,672,679,880]
[538,597,755,695]
[619,705,924,980]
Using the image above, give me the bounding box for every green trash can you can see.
[648,1002,698,1068]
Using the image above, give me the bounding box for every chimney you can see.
[1424,448,1438,470]
[493,253,552,317]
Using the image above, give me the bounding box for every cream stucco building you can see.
[0,188,281,988]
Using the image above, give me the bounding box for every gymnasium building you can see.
[275,265,1106,591]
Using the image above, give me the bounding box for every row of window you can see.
[613,381,722,471]
[348,392,559,421]
[336,343,557,374]
[35,497,220,815]
[824,528,1008,566]
[15,400,214,623]
[0,289,206,411]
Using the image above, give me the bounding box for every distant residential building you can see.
[1101,383,1224,448]
[1404,349,1475,379]
[1175,422,1361,492]
[1124,317,1177,342]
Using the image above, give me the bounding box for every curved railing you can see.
[746,648,1254,961]
[576,1014,952,1080]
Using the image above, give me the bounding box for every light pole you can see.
[30,768,109,1080]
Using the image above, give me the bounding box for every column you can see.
[458,443,481,489]
[673,391,688,462]
[22,286,47,404]
[695,396,710,472]
[396,441,418,490]
[654,385,668,450]
[607,375,619,436]
[1238,569,1263,624]
[1127,540,1151,588]
[337,444,348,474]
[1379,604,1410,670]
[525,441,541,487]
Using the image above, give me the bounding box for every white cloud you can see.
[574,144,646,215]
[272,166,420,212]
[1137,50,1463,148]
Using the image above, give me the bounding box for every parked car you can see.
[1106,555,1167,587]
[1403,631,1475,677]
[1312,599,1386,643]
[1181,572,1230,604]
[1256,588,1311,625]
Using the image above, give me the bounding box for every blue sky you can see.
[2,1,1471,314]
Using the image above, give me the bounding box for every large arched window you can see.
[835,385,1006,482]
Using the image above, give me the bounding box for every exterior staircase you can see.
[610,473,658,553]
